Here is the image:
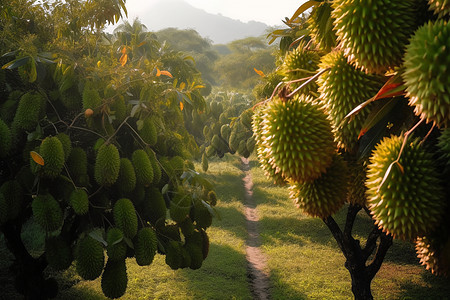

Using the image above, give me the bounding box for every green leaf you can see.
[89,229,107,247]
[2,56,30,70]
[1,50,18,58]
[358,98,398,139]
[287,1,319,24]
[29,58,37,83]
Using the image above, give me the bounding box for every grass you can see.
[1,153,449,299]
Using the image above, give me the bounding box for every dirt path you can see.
[241,157,270,300]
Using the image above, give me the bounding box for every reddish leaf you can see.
[30,151,44,166]
[254,68,265,77]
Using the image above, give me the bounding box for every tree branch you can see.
[323,215,348,258]
[362,226,381,261]
[367,232,393,280]
[344,204,361,238]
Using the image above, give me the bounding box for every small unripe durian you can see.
[40,136,65,178]
[116,158,136,194]
[101,259,128,299]
[132,149,153,187]
[113,198,138,239]
[134,227,157,266]
[75,235,105,280]
[94,144,120,187]
[32,194,63,232]
[69,188,89,215]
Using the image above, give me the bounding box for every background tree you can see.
[0,1,215,299]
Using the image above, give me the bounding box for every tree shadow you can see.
[397,271,450,300]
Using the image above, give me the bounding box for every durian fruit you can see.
[0,119,11,157]
[170,192,192,223]
[201,153,208,172]
[289,155,349,218]
[139,117,158,146]
[106,228,127,261]
[366,135,445,240]
[56,133,72,161]
[280,43,320,94]
[252,105,286,185]
[45,236,73,271]
[132,149,153,187]
[318,51,383,150]
[220,124,231,142]
[113,198,138,239]
[82,84,102,111]
[346,158,369,206]
[75,235,105,280]
[67,147,87,180]
[116,158,136,194]
[69,188,89,215]
[184,242,203,270]
[332,0,416,73]
[32,194,63,232]
[101,259,128,299]
[205,145,216,158]
[180,218,195,238]
[402,19,450,127]
[207,190,217,206]
[428,0,450,16]
[146,149,161,185]
[261,95,336,183]
[0,180,23,222]
[192,201,212,229]
[437,128,450,177]
[240,109,253,129]
[165,241,182,270]
[416,234,450,276]
[308,1,337,52]
[134,227,157,266]
[170,155,185,177]
[12,92,46,132]
[246,136,256,154]
[142,187,166,225]
[40,136,65,178]
[94,144,120,187]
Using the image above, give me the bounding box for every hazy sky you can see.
[123,0,305,26]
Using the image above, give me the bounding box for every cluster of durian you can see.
[190,92,256,171]
[251,0,450,275]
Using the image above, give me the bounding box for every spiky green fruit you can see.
[170,156,185,177]
[205,145,216,158]
[146,150,161,184]
[76,235,105,280]
[193,201,212,229]
[45,236,73,271]
[117,158,136,194]
[95,144,120,186]
[139,117,158,146]
[416,235,450,276]
[402,20,450,127]
[346,158,368,206]
[40,136,65,178]
[113,198,138,239]
[332,0,416,73]
[0,119,11,157]
[106,228,127,261]
[240,109,253,129]
[132,150,153,187]
[134,227,157,266]
[12,92,46,131]
[101,259,128,299]
[207,190,217,206]
[67,147,87,179]
[201,153,209,172]
[220,124,231,142]
[0,180,23,223]
[82,85,102,110]
[246,136,256,154]
[69,188,89,215]
[261,95,335,183]
[185,243,203,270]
[280,44,320,94]
[308,1,337,51]
[428,0,450,16]
[318,51,383,150]
[366,135,445,240]
[165,241,182,270]
[437,128,450,176]
[170,192,191,223]
[32,194,63,232]
[142,187,167,225]
[289,155,349,218]
[252,105,286,185]
[56,133,72,161]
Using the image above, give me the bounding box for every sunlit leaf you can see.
[30,151,44,166]
[287,1,319,24]
[119,53,127,66]
[373,73,406,101]
[2,56,30,70]
[160,70,173,78]
[89,229,107,247]
[97,60,101,67]
[137,41,146,47]
[156,68,161,77]
[254,68,265,77]
[358,98,397,139]
[121,47,127,54]
[179,82,186,90]
[180,101,184,111]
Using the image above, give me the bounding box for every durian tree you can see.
[0,1,216,299]
[252,0,450,299]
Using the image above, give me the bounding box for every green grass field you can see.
[1,154,449,299]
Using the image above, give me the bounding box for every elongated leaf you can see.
[254,68,265,77]
[160,70,172,78]
[29,58,37,82]
[30,151,44,166]
[287,1,319,24]
[358,98,398,139]
[2,56,30,70]
[1,50,18,58]
[89,229,107,247]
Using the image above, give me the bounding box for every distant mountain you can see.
[135,0,269,44]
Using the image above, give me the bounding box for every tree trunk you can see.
[323,204,393,300]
